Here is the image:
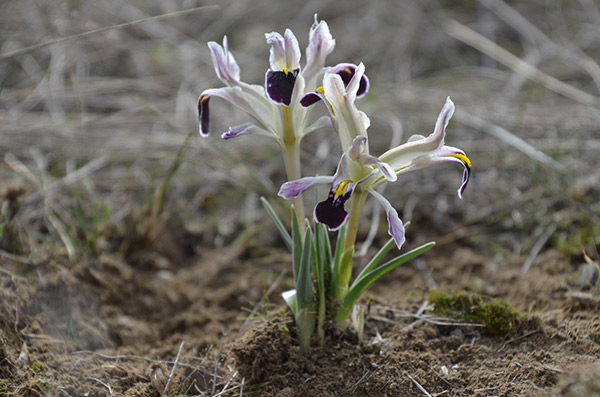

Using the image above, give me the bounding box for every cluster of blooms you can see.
[198,16,471,346]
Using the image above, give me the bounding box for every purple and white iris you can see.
[279,96,471,249]
[197,16,336,142]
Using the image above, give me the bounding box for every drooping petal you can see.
[197,86,276,137]
[303,15,335,85]
[265,68,299,106]
[426,145,472,199]
[278,176,334,199]
[221,123,276,140]
[314,188,353,231]
[208,37,240,85]
[197,87,248,136]
[197,92,210,137]
[300,91,322,107]
[368,189,405,249]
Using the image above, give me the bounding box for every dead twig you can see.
[0,5,219,62]
[444,18,600,107]
[406,372,433,397]
[163,341,185,396]
[455,110,566,173]
[70,350,219,378]
[521,224,556,274]
[24,155,108,205]
[479,0,600,91]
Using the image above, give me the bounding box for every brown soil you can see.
[1,223,599,396]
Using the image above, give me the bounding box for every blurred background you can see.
[1,0,599,265]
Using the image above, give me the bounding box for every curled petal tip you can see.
[197,93,210,137]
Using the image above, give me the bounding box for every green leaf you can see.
[319,222,332,285]
[336,242,435,324]
[291,205,303,283]
[353,237,396,283]
[353,221,412,285]
[295,221,314,312]
[329,223,347,298]
[295,308,316,349]
[260,197,292,251]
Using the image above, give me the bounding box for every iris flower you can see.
[278,96,471,249]
[197,15,336,142]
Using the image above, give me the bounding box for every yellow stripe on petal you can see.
[333,180,351,201]
[448,153,471,169]
[316,86,325,95]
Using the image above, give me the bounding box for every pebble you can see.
[577,263,599,290]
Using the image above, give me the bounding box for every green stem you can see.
[343,189,368,252]
[335,189,368,305]
[280,106,305,227]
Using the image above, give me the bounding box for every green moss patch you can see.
[427,290,523,335]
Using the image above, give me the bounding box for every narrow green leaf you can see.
[319,222,332,285]
[329,222,347,298]
[296,222,314,311]
[260,197,292,251]
[295,308,316,349]
[342,241,435,316]
[313,223,326,299]
[291,205,302,283]
[353,237,396,283]
[353,221,412,284]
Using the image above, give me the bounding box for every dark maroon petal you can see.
[331,64,369,97]
[198,94,210,137]
[265,68,299,106]
[314,189,352,231]
[300,92,321,107]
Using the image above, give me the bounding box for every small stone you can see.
[450,328,465,340]
[577,263,599,290]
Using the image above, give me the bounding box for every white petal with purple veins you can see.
[278,176,334,199]
[368,189,405,249]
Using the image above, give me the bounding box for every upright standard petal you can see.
[208,37,240,85]
[303,15,336,85]
[266,29,301,71]
[379,97,456,170]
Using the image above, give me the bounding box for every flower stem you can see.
[343,188,368,252]
[336,188,368,300]
[281,106,305,226]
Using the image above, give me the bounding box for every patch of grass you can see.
[427,290,522,335]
